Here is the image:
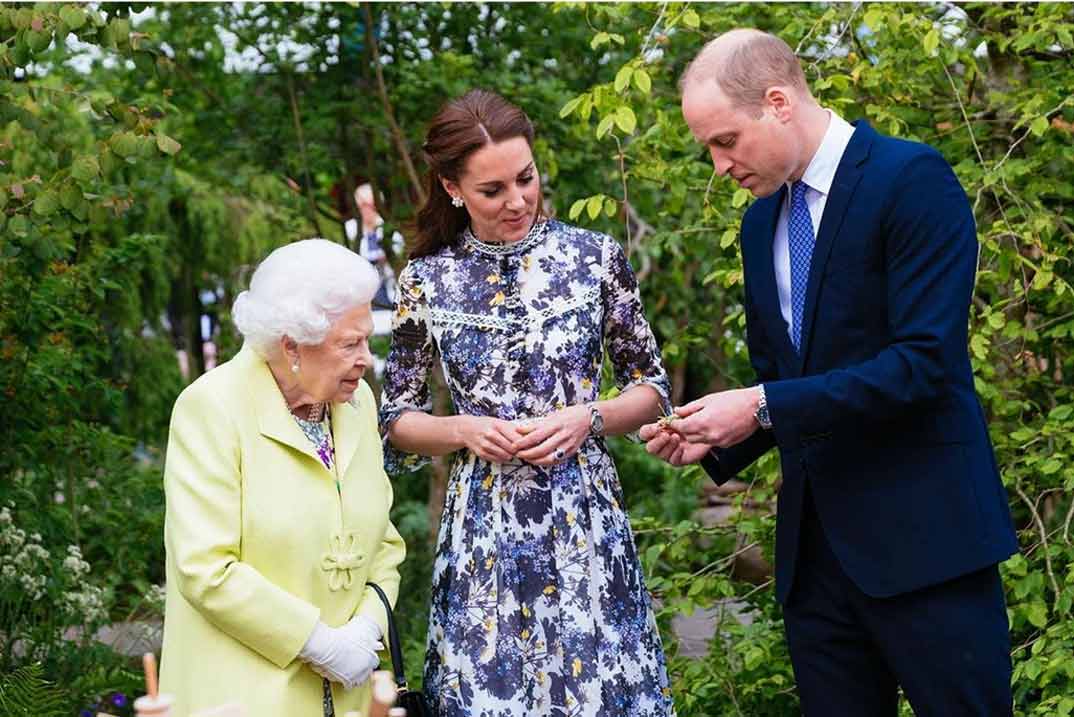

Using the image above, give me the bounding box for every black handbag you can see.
[322,582,429,717]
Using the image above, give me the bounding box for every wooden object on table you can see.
[134,651,174,717]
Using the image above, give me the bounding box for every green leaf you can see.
[70,156,100,182]
[1041,458,1062,475]
[109,132,140,159]
[596,114,615,139]
[609,33,625,46]
[970,333,989,360]
[569,198,586,221]
[987,312,1005,329]
[59,5,86,30]
[26,29,52,53]
[633,69,652,94]
[59,183,83,211]
[1048,405,1073,422]
[743,646,764,670]
[586,195,603,220]
[559,96,582,119]
[614,106,636,134]
[603,197,617,218]
[1033,269,1053,290]
[614,65,633,93]
[13,8,32,30]
[9,215,30,238]
[682,9,700,29]
[590,32,609,50]
[732,187,751,208]
[32,190,59,217]
[1026,601,1048,629]
[864,9,884,30]
[720,228,737,249]
[155,133,182,156]
[0,187,6,211]
[1030,115,1049,137]
[923,29,940,55]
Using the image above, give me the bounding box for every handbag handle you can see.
[365,582,409,690]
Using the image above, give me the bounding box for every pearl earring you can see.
[291,361,300,374]
[451,195,464,208]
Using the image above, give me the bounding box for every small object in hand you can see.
[657,414,679,429]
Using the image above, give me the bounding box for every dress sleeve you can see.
[600,235,672,414]
[378,261,435,474]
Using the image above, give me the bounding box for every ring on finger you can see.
[553,447,565,461]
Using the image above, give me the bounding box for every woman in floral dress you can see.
[380,89,675,717]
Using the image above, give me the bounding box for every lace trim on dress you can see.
[462,219,548,256]
[429,283,601,331]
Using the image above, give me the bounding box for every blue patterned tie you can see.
[788,180,815,352]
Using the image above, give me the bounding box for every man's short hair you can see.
[681,30,808,115]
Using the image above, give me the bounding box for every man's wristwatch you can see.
[754,385,772,430]
[589,403,605,436]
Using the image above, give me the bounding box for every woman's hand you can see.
[639,421,714,466]
[454,415,526,463]
[299,621,382,689]
[512,405,591,466]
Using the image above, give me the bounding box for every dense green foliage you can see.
[1,2,1072,714]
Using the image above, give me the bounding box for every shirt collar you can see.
[790,109,856,197]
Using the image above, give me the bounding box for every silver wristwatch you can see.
[589,403,605,436]
[754,385,772,430]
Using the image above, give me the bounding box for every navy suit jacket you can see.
[702,121,1018,603]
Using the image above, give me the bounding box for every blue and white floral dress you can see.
[379,219,675,717]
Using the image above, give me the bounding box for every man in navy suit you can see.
[641,29,1019,715]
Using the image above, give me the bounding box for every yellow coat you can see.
[159,346,406,717]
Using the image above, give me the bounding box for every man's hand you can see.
[639,422,713,466]
[667,387,762,448]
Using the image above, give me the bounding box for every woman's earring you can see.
[451,195,464,208]
[291,361,300,374]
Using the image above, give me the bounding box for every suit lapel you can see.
[794,122,873,374]
[749,187,798,363]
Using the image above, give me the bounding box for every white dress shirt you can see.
[773,110,856,340]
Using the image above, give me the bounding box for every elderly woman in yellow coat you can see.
[160,239,406,717]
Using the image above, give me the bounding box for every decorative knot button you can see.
[320,530,365,591]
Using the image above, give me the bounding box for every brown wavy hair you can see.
[411,89,536,259]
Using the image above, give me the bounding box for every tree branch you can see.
[362,3,426,204]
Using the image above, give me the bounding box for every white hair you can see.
[232,239,380,359]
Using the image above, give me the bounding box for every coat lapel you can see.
[330,394,364,480]
[239,347,324,464]
[794,121,873,374]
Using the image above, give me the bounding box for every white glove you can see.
[299,616,383,689]
[340,614,383,654]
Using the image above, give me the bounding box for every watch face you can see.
[591,408,604,434]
